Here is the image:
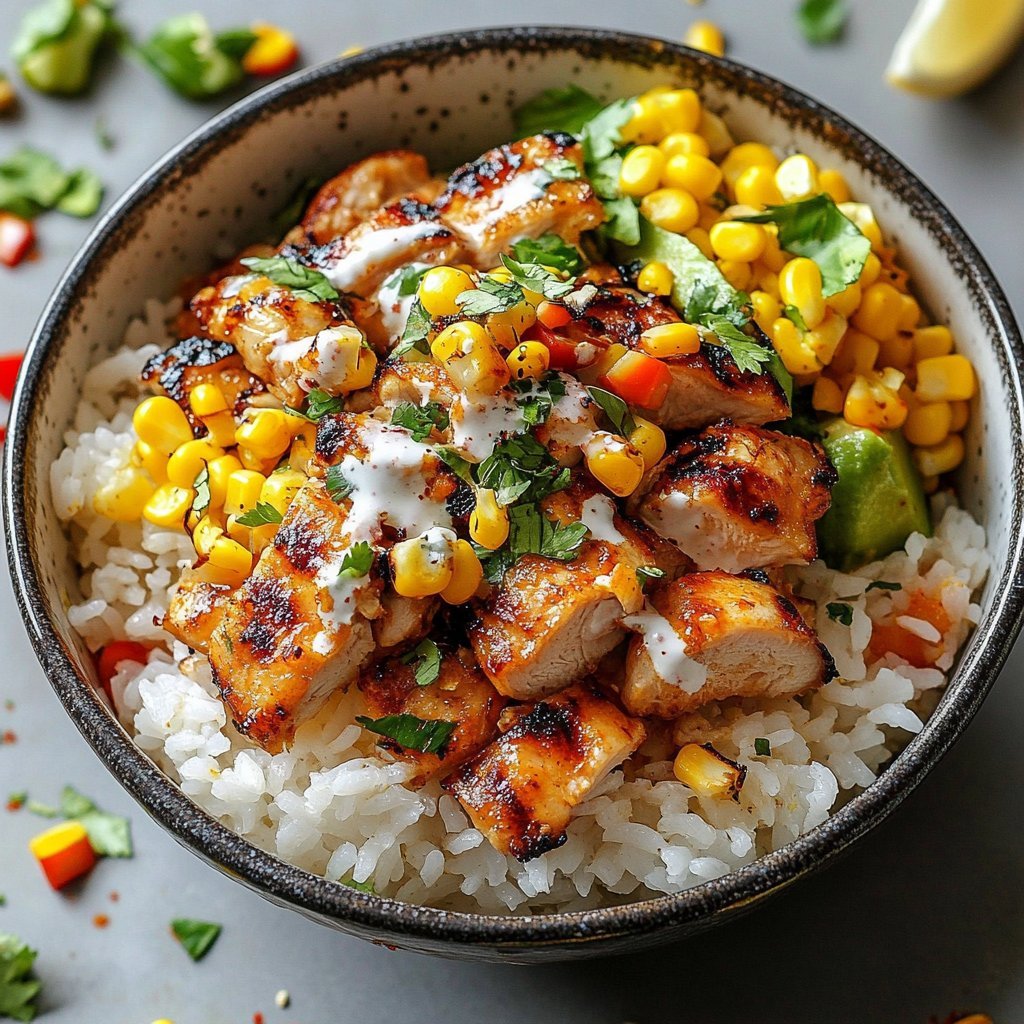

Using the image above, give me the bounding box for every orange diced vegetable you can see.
[0,213,35,268]
[599,349,673,409]
[96,640,150,696]
[243,23,300,77]
[29,820,97,889]
[536,300,572,329]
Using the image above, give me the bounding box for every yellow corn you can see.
[949,400,970,432]
[779,257,826,330]
[131,440,168,484]
[432,321,511,396]
[915,354,976,402]
[166,439,225,489]
[904,400,952,447]
[755,266,781,297]
[640,187,700,233]
[637,261,674,296]
[469,488,509,550]
[912,325,954,361]
[92,467,156,522]
[655,89,702,135]
[840,202,883,250]
[207,536,253,578]
[203,454,241,510]
[488,296,538,348]
[224,469,267,517]
[638,321,701,358]
[717,258,753,291]
[733,164,783,208]
[662,153,722,201]
[720,142,778,190]
[192,515,224,557]
[440,540,484,605]
[771,317,819,375]
[390,530,455,598]
[583,432,645,498]
[698,108,734,157]
[684,20,725,56]
[673,742,745,798]
[287,422,318,473]
[761,231,789,272]
[202,410,237,448]
[418,266,475,318]
[804,310,848,366]
[914,434,965,476]
[261,468,306,517]
[825,281,861,318]
[844,372,908,430]
[142,484,194,529]
[852,282,902,342]
[659,131,709,158]
[750,290,782,332]
[132,396,193,457]
[628,417,667,469]
[818,168,851,204]
[831,329,879,376]
[812,376,844,414]
[896,293,921,332]
[774,154,819,201]
[684,227,714,260]
[235,409,293,461]
[188,383,228,418]
[877,332,914,371]
[506,341,550,382]
[619,145,666,196]
[859,250,882,286]
[709,221,766,263]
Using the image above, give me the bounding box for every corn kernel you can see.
[755,266,781,297]
[804,310,848,366]
[659,131,709,158]
[771,317,819,375]
[637,261,674,296]
[662,153,722,201]
[877,332,914,371]
[192,515,224,557]
[709,221,766,263]
[832,329,880,376]
[818,168,851,204]
[583,431,645,497]
[904,400,952,447]
[673,742,745,798]
[224,469,267,517]
[202,410,237,448]
[440,539,484,605]
[505,341,550,382]
[698,203,720,232]
[915,354,976,402]
[235,409,293,460]
[167,439,225,489]
[131,440,168,484]
[93,467,156,522]
[469,488,509,550]
[638,321,701,358]
[261,468,306,517]
[204,454,241,510]
[774,154,819,201]
[914,434,965,476]
[619,145,666,196]
[779,257,826,330]
[717,258,753,291]
[188,383,228,418]
[619,94,665,145]
[733,164,783,208]
[812,376,844,414]
[897,294,921,332]
[390,529,456,598]
[684,227,714,260]
[488,295,538,348]
[859,250,882,286]
[913,325,954,361]
[640,187,700,233]
[844,373,908,430]
[143,484,194,529]
[207,536,253,577]
[698,108,734,157]
[418,266,475,318]
[628,417,667,469]
[684,20,725,56]
[840,202,883,251]
[132,396,193,457]
[433,321,510,396]
[655,89,702,135]
[751,290,782,332]
[949,400,969,432]
[721,143,778,190]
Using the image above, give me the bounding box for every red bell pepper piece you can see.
[0,213,35,268]
[0,352,23,401]
[536,300,573,329]
[242,23,300,77]
[599,349,673,409]
[524,323,578,371]
[30,821,97,889]
[96,640,150,696]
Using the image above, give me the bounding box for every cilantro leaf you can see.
[390,401,449,442]
[171,918,222,962]
[304,388,345,420]
[239,255,339,303]
[477,434,570,507]
[866,580,902,592]
[191,464,211,520]
[337,541,373,580]
[234,501,283,528]
[325,465,354,502]
[400,639,442,687]
[0,147,103,220]
[513,84,606,137]
[513,374,567,427]
[511,234,585,275]
[433,446,476,486]
[0,932,42,1022]
[636,565,665,588]
[59,785,132,857]
[542,157,581,180]
[754,737,772,756]
[797,0,848,44]
[340,876,375,894]
[271,175,321,239]
[601,195,642,246]
[737,195,870,296]
[826,602,854,626]
[700,315,772,374]
[456,276,524,317]
[355,713,456,755]
[580,97,634,163]
[393,298,433,358]
[499,254,575,301]
[587,386,637,438]
[783,304,809,332]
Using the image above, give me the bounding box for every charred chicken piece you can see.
[162,568,233,654]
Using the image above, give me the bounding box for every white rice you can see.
[51,301,990,913]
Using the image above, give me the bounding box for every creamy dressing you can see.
[450,393,525,462]
[376,263,428,341]
[321,223,444,292]
[580,494,627,545]
[623,605,708,693]
[266,325,365,393]
[541,374,598,450]
[457,168,552,249]
[643,492,745,573]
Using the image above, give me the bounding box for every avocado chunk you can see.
[817,419,931,571]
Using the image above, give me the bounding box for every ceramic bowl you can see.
[5,27,1024,963]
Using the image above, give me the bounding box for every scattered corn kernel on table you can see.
[2,1,1023,1021]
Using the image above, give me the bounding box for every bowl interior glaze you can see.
[5,28,1024,963]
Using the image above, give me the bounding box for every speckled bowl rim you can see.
[5,26,1024,953]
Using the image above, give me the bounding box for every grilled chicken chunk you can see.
[190,275,359,407]
[162,568,232,654]
[443,681,645,861]
[208,479,377,750]
[372,359,458,412]
[435,132,604,267]
[468,482,658,700]
[371,591,437,651]
[621,571,835,719]
[359,645,507,785]
[631,421,836,571]
[293,150,434,246]
[141,335,267,431]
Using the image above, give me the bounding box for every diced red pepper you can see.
[536,300,573,329]
[0,352,23,401]
[96,641,150,697]
[0,213,35,268]
[598,349,673,409]
[30,820,97,889]
[243,23,300,77]
[524,323,578,371]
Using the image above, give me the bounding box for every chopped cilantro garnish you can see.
[636,565,665,588]
[302,388,345,421]
[0,932,42,1022]
[0,147,103,220]
[171,918,222,962]
[700,315,774,375]
[477,434,570,507]
[390,401,449,442]
[239,255,339,303]
[826,602,854,626]
[541,157,581,180]
[754,737,772,756]
[456,275,524,317]
[499,254,575,301]
[513,374,567,427]
[393,298,433,357]
[513,84,606,137]
[587,385,637,438]
[340,876,375,894]
[401,639,442,687]
[433,446,475,486]
[783,304,809,331]
[337,541,373,580]
[866,580,902,592]
[59,785,132,858]
[797,0,848,44]
[191,464,211,520]
[234,501,283,528]
[511,234,584,275]
[355,713,456,755]
[325,465,354,502]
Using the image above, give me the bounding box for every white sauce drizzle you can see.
[376,262,428,341]
[266,325,365,393]
[321,223,443,292]
[623,605,708,693]
[580,495,626,545]
[450,393,525,462]
[457,168,552,248]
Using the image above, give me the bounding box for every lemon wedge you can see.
[886,0,1024,97]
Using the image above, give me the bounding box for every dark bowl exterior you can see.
[5,26,1024,962]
